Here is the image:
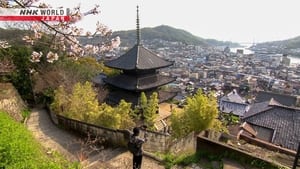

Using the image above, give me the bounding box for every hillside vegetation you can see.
[254,36,300,50]
[113,25,208,46]
[0,28,28,45]
[284,36,300,49]
[80,25,240,47]
[0,111,79,169]
[114,25,240,47]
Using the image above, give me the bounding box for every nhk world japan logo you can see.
[0,8,70,21]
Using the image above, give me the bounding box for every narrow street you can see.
[26,108,165,169]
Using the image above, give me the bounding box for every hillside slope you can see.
[80,25,240,47]
[1,26,240,48]
[253,36,300,50]
[113,25,207,46]
[0,83,26,122]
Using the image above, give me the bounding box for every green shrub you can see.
[161,150,288,169]
[162,152,200,169]
[51,82,135,130]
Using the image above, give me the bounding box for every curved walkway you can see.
[26,108,165,169]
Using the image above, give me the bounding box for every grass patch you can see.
[162,152,202,169]
[161,150,289,169]
[0,111,80,169]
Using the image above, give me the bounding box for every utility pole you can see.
[293,142,300,169]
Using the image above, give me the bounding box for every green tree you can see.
[51,83,135,130]
[1,0,120,105]
[31,56,119,106]
[68,82,99,122]
[114,100,135,129]
[171,89,225,138]
[137,92,147,122]
[51,85,69,115]
[140,92,148,112]
[143,92,159,130]
[170,110,188,139]
[51,81,99,122]
[95,100,135,129]
[97,61,120,77]
[96,103,121,129]
[9,45,35,103]
[33,57,103,95]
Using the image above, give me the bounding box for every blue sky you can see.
[2,0,300,43]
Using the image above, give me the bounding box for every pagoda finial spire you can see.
[136,5,141,45]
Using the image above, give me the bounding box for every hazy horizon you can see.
[1,0,300,43]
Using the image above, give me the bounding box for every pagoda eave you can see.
[105,63,173,71]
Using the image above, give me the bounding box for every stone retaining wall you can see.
[49,109,195,154]
[196,135,289,168]
[0,83,25,122]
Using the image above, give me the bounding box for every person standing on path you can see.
[128,127,148,169]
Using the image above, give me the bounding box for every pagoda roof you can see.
[104,44,173,70]
[104,74,175,91]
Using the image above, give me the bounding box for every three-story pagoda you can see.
[103,6,175,106]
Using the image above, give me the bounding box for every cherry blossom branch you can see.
[13,0,81,45]
[2,0,121,63]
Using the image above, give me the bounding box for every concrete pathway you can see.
[26,108,165,169]
[26,108,79,161]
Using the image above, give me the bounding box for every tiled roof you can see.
[220,90,248,116]
[220,100,248,116]
[221,89,245,104]
[255,91,297,106]
[243,98,281,119]
[105,44,173,70]
[243,103,300,150]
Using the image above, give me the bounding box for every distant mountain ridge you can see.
[254,36,300,49]
[0,28,28,44]
[0,26,240,48]
[250,36,300,56]
[112,25,240,47]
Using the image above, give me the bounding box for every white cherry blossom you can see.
[30,51,43,62]
[46,51,59,63]
[0,40,10,48]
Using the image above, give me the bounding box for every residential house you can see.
[255,90,299,107]
[271,79,293,94]
[242,98,300,151]
[219,89,249,117]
